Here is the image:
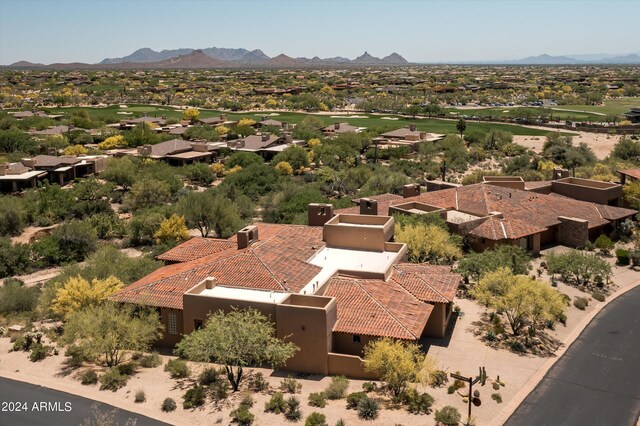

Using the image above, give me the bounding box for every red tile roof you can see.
[392,263,461,303]
[157,238,237,262]
[337,183,637,236]
[323,276,432,340]
[110,223,324,310]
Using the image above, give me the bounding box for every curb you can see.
[491,279,640,426]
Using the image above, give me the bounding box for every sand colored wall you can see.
[158,308,184,347]
[424,303,451,338]
[327,353,378,380]
[333,332,376,356]
[551,178,622,205]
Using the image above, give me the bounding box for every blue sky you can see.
[0,0,638,64]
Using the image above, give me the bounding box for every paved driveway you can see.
[505,285,640,426]
[0,377,168,426]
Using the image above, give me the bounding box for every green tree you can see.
[0,238,31,278]
[125,179,172,211]
[623,181,640,209]
[175,308,298,391]
[395,222,462,265]
[611,137,640,162]
[470,268,565,335]
[101,157,137,191]
[0,196,26,237]
[63,302,162,367]
[456,118,466,141]
[363,338,422,397]
[456,245,532,282]
[271,146,309,172]
[227,152,264,169]
[176,190,244,238]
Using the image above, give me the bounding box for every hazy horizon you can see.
[1,0,639,65]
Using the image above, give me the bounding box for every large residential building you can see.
[375,124,445,150]
[227,132,304,159]
[0,155,105,192]
[110,207,461,378]
[338,181,636,254]
[322,122,362,135]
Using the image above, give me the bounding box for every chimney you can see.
[220,114,228,122]
[204,277,217,290]
[308,203,334,226]
[552,168,570,180]
[262,133,270,142]
[409,124,417,132]
[284,133,293,143]
[48,147,58,156]
[419,132,427,140]
[282,121,288,130]
[191,142,208,152]
[359,198,378,215]
[402,183,421,198]
[0,164,7,176]
[334,122,340,130]
[237,225,259,249]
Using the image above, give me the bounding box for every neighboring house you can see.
[10,111,64,120]
[337,182,636,254]
[257,117,289,130]
[135,139,225,166]
[0,154,105,191]
[109,206,461,378]
[0,162,47,192]
[28,125,70,137]
[322,122,362,135]
[198,114,238,128]
[619,169,640,185]
[376,124,445,150]
[120,116,166,129]
[623,108,640,124]
[227,132,304,159]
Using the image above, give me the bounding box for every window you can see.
[352,335,361,344]
[167,312,178,335]
[194,319,203,330]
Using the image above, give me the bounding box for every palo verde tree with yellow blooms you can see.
[183,107,200,123]
[154,214,190,245]
[51,275,124,319]
[363,338,423,397]
[470,267,565,336]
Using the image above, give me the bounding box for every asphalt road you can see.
[0,377,169,426]
[505,285,640,426]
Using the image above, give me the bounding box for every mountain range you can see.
[6,47,640,69]
[7,47,409,69]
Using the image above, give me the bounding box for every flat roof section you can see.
[303,246,401,294]
[199,286,289,304]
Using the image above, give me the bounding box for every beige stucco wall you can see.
[327,353,378,380]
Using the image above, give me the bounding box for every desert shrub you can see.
[11,336,26,352]
[284,396,302,421]
[165,358,190,379]
[231,404,255,425]
[346,392,367,409]
[0,279,40,313]
[492,393,503,403]
[248,372,269,392]
[240,392,254,408]
[400,388,434,414]
[308,392,327,408]
[265,392,287,414]
[509,340,525,353]
[305,412,327,426]
[594,235,614,255]
[429,369,449,387]
[135,390,146,403]
[335,421,345,426]
[325,376,349,400]
[591,290,606,302]
[546,250,612,287]
[434,405,461,425]
[65,344,93,367]
[210,379,230,402]
[139,353,162,368]
[161,397,177,412]
[99,368,129,391]
[357,396,379,420]
[573,297,589,310]
[183,385,206,409]
[615,249,630,265]
[198,367,222,386]
[362,381,377,392]
[116,361,137,376]
[80,369,98,385]
[280,376,302,393]
[630,248,640,266]
[29,343,52,362]
[447,385,456,394]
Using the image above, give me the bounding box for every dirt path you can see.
[11,225,58,245]
[513,131,621,160]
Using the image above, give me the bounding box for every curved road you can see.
[0,377,169,426]
[506,285,640,426]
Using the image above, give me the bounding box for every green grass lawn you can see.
[445,107,603,122]
[47,104,568,136]
[556,97,640,117]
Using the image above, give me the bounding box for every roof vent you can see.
[204,277,217,290]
